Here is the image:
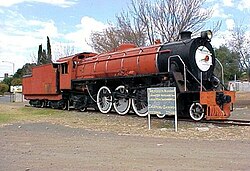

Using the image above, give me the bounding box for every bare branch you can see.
[89,0,217,52]
[227,24,250,80]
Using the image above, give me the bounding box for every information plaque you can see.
[147,87,177,131]
[147,87,176,115]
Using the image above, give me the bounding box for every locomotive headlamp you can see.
[201,30,213,40]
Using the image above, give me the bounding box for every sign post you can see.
[147,87,177,132]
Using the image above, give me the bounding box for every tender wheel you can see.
[113,85,131,115]
[80,107,86,112]
[49,101,56,109]
[132,89,148,117]
[156,114,166,119]
[40,100,45,108]
[189,103,204,121]
[62,100,68,110]
[36,100,45,108]
[97,86,113,114]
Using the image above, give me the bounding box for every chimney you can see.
[179,31,192,40]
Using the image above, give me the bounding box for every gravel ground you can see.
[0,92,250,170]
[1,122,250,171]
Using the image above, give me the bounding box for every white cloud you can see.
[211,3,229,18]
[223,0,233,7]
[238,0,250,10]
[0,10,107,77]
[37,21,59,38]
[245,30,250,38]
[211,18,238,48]
[0,11,59,47]
[225,18,235,30]
[211,30,231,48]
[0,10,61,76]
[0,0,77,8]
[64,16,107,52]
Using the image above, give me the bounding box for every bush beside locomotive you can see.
[22,30,235,121]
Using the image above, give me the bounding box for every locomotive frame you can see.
[23,30,235,121]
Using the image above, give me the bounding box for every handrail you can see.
[186,69,207,91]
[215,58,224,90]
[168,55,187,91]
[200,72,203,92]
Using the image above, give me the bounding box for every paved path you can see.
[0,122,250,171]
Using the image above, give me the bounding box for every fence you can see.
[228,81,250,91]
[5,93,25,102]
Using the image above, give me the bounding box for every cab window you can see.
[61,63,68,74]
[73,61,77,69]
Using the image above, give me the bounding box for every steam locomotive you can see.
[23,30,235,121]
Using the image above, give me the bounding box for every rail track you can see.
[200,119,250,126]
[175,118,250,126]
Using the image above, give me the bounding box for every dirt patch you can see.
[1,122,250,171]
[235,91,250,108]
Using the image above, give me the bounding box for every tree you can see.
[1,77,21,92]
[0,83,8,95]
[11,78,22,86]
[89,14,147,53]
[37,36,52,65]
[47,36,52,61]
[89,0,217,52]
[13,63,36,79]
[227,25,250,81]
[214,46,241,83]
[2,77,13,89]
[130,0,155,44]
[54,43,76,58]
[163,0,215,41]
[90,27,120,53]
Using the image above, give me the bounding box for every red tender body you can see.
[22,64,62,100]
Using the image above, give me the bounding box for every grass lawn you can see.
[0,104,67,124]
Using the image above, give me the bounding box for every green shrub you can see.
[11,78,22,86]
[0,83,9,95]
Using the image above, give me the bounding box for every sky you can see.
[0,0,249,78]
